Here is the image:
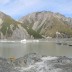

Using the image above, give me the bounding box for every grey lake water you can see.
[0,38,72,58]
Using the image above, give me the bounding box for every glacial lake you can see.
[0,38,72,58]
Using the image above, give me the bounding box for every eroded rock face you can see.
[9,25,30,40]
[0,11,30,40]
[0,53,72,72]
[19,11,72,38]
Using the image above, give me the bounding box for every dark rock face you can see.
[0,53,72,72]
[14,53,42,67]
[21,56,72,72]
[0,58,14,72]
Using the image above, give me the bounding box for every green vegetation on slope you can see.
[0,16,20,37]
[42,18,72,38]
[26,28,43,39]
[21,24,43,39]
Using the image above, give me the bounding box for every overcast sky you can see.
[0,0,72,19]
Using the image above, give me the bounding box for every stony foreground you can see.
[0,53,72,72]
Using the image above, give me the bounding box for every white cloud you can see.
[0,0,41,16]
[0,0,72,19]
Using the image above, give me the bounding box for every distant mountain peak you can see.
[0,11,4,14]
[0,11,11,20]
[19,11,72,38]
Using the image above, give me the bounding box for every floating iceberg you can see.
[20,39,39,43]
[20,39,27,43]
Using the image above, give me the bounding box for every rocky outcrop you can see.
[0,53,72,72]
[20,56,72,72]
[14,53,42,67]
[19,11,72,38]
[9,25,30,40]
[0,11,30,40]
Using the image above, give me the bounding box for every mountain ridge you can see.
[19,11,72,38]
[0,11,30,40]
[0,11,72,39]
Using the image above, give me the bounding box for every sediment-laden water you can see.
[0,38,72,58]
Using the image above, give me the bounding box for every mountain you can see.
[0,11,72,39]
[19,11,72,38]
[0,12,30,40]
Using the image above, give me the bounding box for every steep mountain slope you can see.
[0,12,30,40]
[19,11,72,38]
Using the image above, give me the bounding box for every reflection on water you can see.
[0,39,72,58]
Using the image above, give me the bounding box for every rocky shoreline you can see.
[0,53,72,72]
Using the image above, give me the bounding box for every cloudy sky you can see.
[0,0,72,19]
